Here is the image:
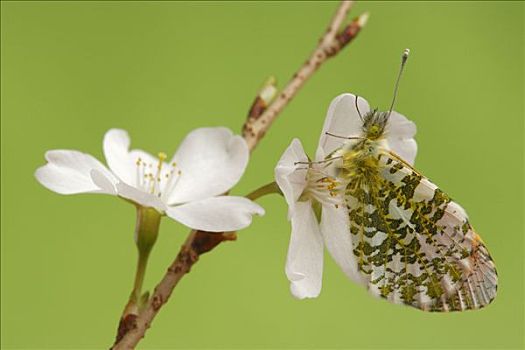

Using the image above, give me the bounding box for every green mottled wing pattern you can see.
[345,151,497,311]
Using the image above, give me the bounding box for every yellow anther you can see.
[136,157,142,166]
[158,152,167,160]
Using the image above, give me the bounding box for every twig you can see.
[243,1,368,149]
[111,2,367,348]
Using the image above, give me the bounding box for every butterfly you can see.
[320,50,497,312]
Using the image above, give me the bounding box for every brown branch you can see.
[242,2,368,150]
[111,2,367,348]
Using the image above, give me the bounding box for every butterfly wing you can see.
[344,150,497,311]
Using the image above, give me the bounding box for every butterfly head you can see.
[362,109,389,140]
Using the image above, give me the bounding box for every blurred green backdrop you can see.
[1,1,523,349]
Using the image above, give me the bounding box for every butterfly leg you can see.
[294,156,342,166]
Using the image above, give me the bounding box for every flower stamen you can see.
[300,167,343,208]
[150,152,167,195]
[133,153,183,201]
[161,163,181,202]
[136,157,143,188]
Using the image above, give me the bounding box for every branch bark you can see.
[111,1,367,348]
[242,1,367,150]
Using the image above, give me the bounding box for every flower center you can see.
[300,167,343,208]
[135,152,181,200]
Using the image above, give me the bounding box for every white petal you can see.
[316,93,370,160]
[103,129,136,185]
[165,196,264,232]
[384,111,418,165]
[116,182,166,213]
[286,201,324,299]
[320,203,366,285]
[35,150,116,195]
[274,138,308,215]
[167,127,249,204]
[90,169,117,195]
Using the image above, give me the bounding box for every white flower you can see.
[36,127,264,232]
[275,93,417,299]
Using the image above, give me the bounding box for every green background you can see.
[1,1,523,349]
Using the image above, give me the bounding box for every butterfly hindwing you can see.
[344,150,497,311]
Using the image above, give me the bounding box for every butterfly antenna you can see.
[355,95,364,122]
[387,48,410,117]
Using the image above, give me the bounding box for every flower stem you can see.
[113,207,161,345]
[131,207,161,305]
[245,181,282,201]
[132,250,150,303]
